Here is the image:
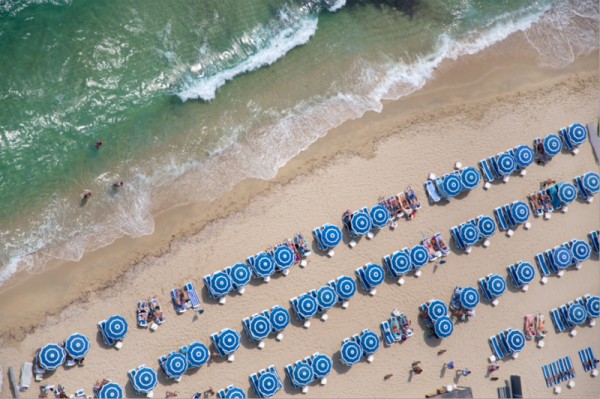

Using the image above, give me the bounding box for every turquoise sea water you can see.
[0,0,597,283]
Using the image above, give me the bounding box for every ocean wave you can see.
[0,0,71,17]
[327,0,346,12]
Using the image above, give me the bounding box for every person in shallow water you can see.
[80,190,92,200]
[95,140,103,149]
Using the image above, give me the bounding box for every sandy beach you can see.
[1,37,599,398]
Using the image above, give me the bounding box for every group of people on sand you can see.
[38,384,68,398]
[80,140,124,203]
[137,299,164,324]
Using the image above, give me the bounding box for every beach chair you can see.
[312,227,326,252]
[450,226,465,250]
[550,308,566,332]
[534,253,550,279]
[20,362,32,389]
[565,356,575,378]
[489,336,505,361]
[542,364,555,387]
[507,264,520,288]
[424,180,441,203]
[559,305,574,330]
[432,233,450,256]
[185,282,201,308]
[137,300,149,327]
[493,207,508,232]
[170,290,187,314]
[544,250,559,274]
[579,347,598,372]
[497,331,511,356]
[149,298,165,326]
[406,186,421,209]
[479,159,494,188]
[527,193,544,217]
[589,230,600,254]
[380,321,396,346]
[434,177,448,200]
[574,174,593,201]
[478,278,492,303]
[502,204,516,228]
[98,321,115,347]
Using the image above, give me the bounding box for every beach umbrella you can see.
[256,371,281,398]
[65,333,90,360]
[514,145,534,168]
[370,205,390,228]
[506,330,526,352]
[222,387,246,399]
[477,216,496,238]
[216,329,241,355]
[295,294,318,320]
[291,363,314,387]
[510,201,530,224]
[131,366,158,394]
[38,344,66,371]
[410,245,429,268]
[487,275,506,297]
[571,240,591,263]
[460,167,481,190]
[428,300,448,321]
[442,174,462,197]
[460,287,480,310]
[586,296,599,318]
[497,153,516,176]
[359,330,380,355]
[105,315,128,341]
[98,382,124,399]
[543,134,562,156]
[274,246,295,270]
[321,224,342,248]
[583,172,600,194]
[334,276,356,300]
[311,354,332,378]
[229,263,252,288]
[162,352,188,379]
[316,286,338,311]
[460,223,479,246]
[388,250,412,275]
[248,314,272,341]
[568,304,587,325]
[434,316,454,339]
[208,271,233,298]
[186,342,210,368]
[252,253,275,278]
[553,247,573,269]
[340,340,363,366]
[516,262,535,285]
[567,123,587,145]
[558,183,577,205]
[269,306,291,331]
[362,263,384,288]
[350,211,372,236]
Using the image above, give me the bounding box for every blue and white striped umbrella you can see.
[291,363,314,387]
[252,253,276,278]
[186,342,210,368]
[98,383,124,399]
[487,275,506,297]
[506,330,525,352]
[428,300,448,321]
[586,296,599,318]
[296,294,318,319]
[269,306,291,331]
[257,371,280,398]
[568,304,587,325]
[514,145,534,168]
[230,263,252,288]
[162,352,188,379]
[370,205,390,228]
[558,183,577,205]
[510,201,530,224]
[389,251,412,275]
[274,246,295,270]
[443,174,462,197]
[321,225,342,248]
[460,223,479,246]
[223,387,246,399]
[410,245,429,268]
[209,272,233,298]
[544,134,562,156]
[65,333,90,360]
[340,340,363,366]
[335,276,357,300]
[460,167,481,190]
[38,344,66,370]
[311,354,332,378]
[363,263,384,288]
[477,216,496,238]
[216,329,241,355]
[497,153,516,176]
[105,315,128,341]
[131,367,158,394]
[249,315,272,341]
[359,330,380,355]
[316,286,338,310]
[553,247,573,269]
[434,316,454,339]
[568,123,587,145]
[351,211,372,236]
[583,172,600,194]
[571,240,591,263]
[516,262,535,285]
[460,287,480,310]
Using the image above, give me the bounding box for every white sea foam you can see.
[327,0,346,12]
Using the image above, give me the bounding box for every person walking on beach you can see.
[411,361,423,374]
[437,349,447,355]
[446,361,455,369]
[384,374,393,380]
[488,364,500,374]
[457,368,471,377]
[113,181,123,188]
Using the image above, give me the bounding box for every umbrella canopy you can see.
[316,286,338,311]
[460,167,481,190]
[359,330,380,355]
[65,333,90,360]
[252,253,276,278]
[434,316,454,339]
[269,306,290,331]
[568,304,587,325]
[321,224,342,248]
[428,300,448,321]
[223,387,246,399]
[389,251,412,275]
[256,371,281,398]
[216,329,241,355]
[105,315,128,341]
[311,354,332,378]
[583,172,600,194]
[162,352,188,379]
[340,340,363,366]
[543,134,562,156]
[568,123,587,145]
[274,246,295,270]
[506,330,526,352]
[229,263,252,288]
[370,205,390,228]
[487,275,506,297]
[586,296,599,318]
[131,366,158,394]
[291,363,314,387]
[514,145,534,168]
[334,276,357,300]
[460,223,479,246]
[186,342,210,368]
[442,174,462,197]
[350,211,372,236]
[477,216,497,238]
[410,245,429,268]
[38,343,66,370]
[516,262,535,285]
[510,201,530,224]
[295,294,318,320]
[248,315,272,341]
[98,382,124,399]
[460,287,480,310]
[208,271,233,298]
[362,263,384,288]
[497,153,516,176]
[558,183,577,205]
[553,247,573,269]
[571,240,591,263]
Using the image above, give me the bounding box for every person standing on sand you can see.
[384,374,393,380]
